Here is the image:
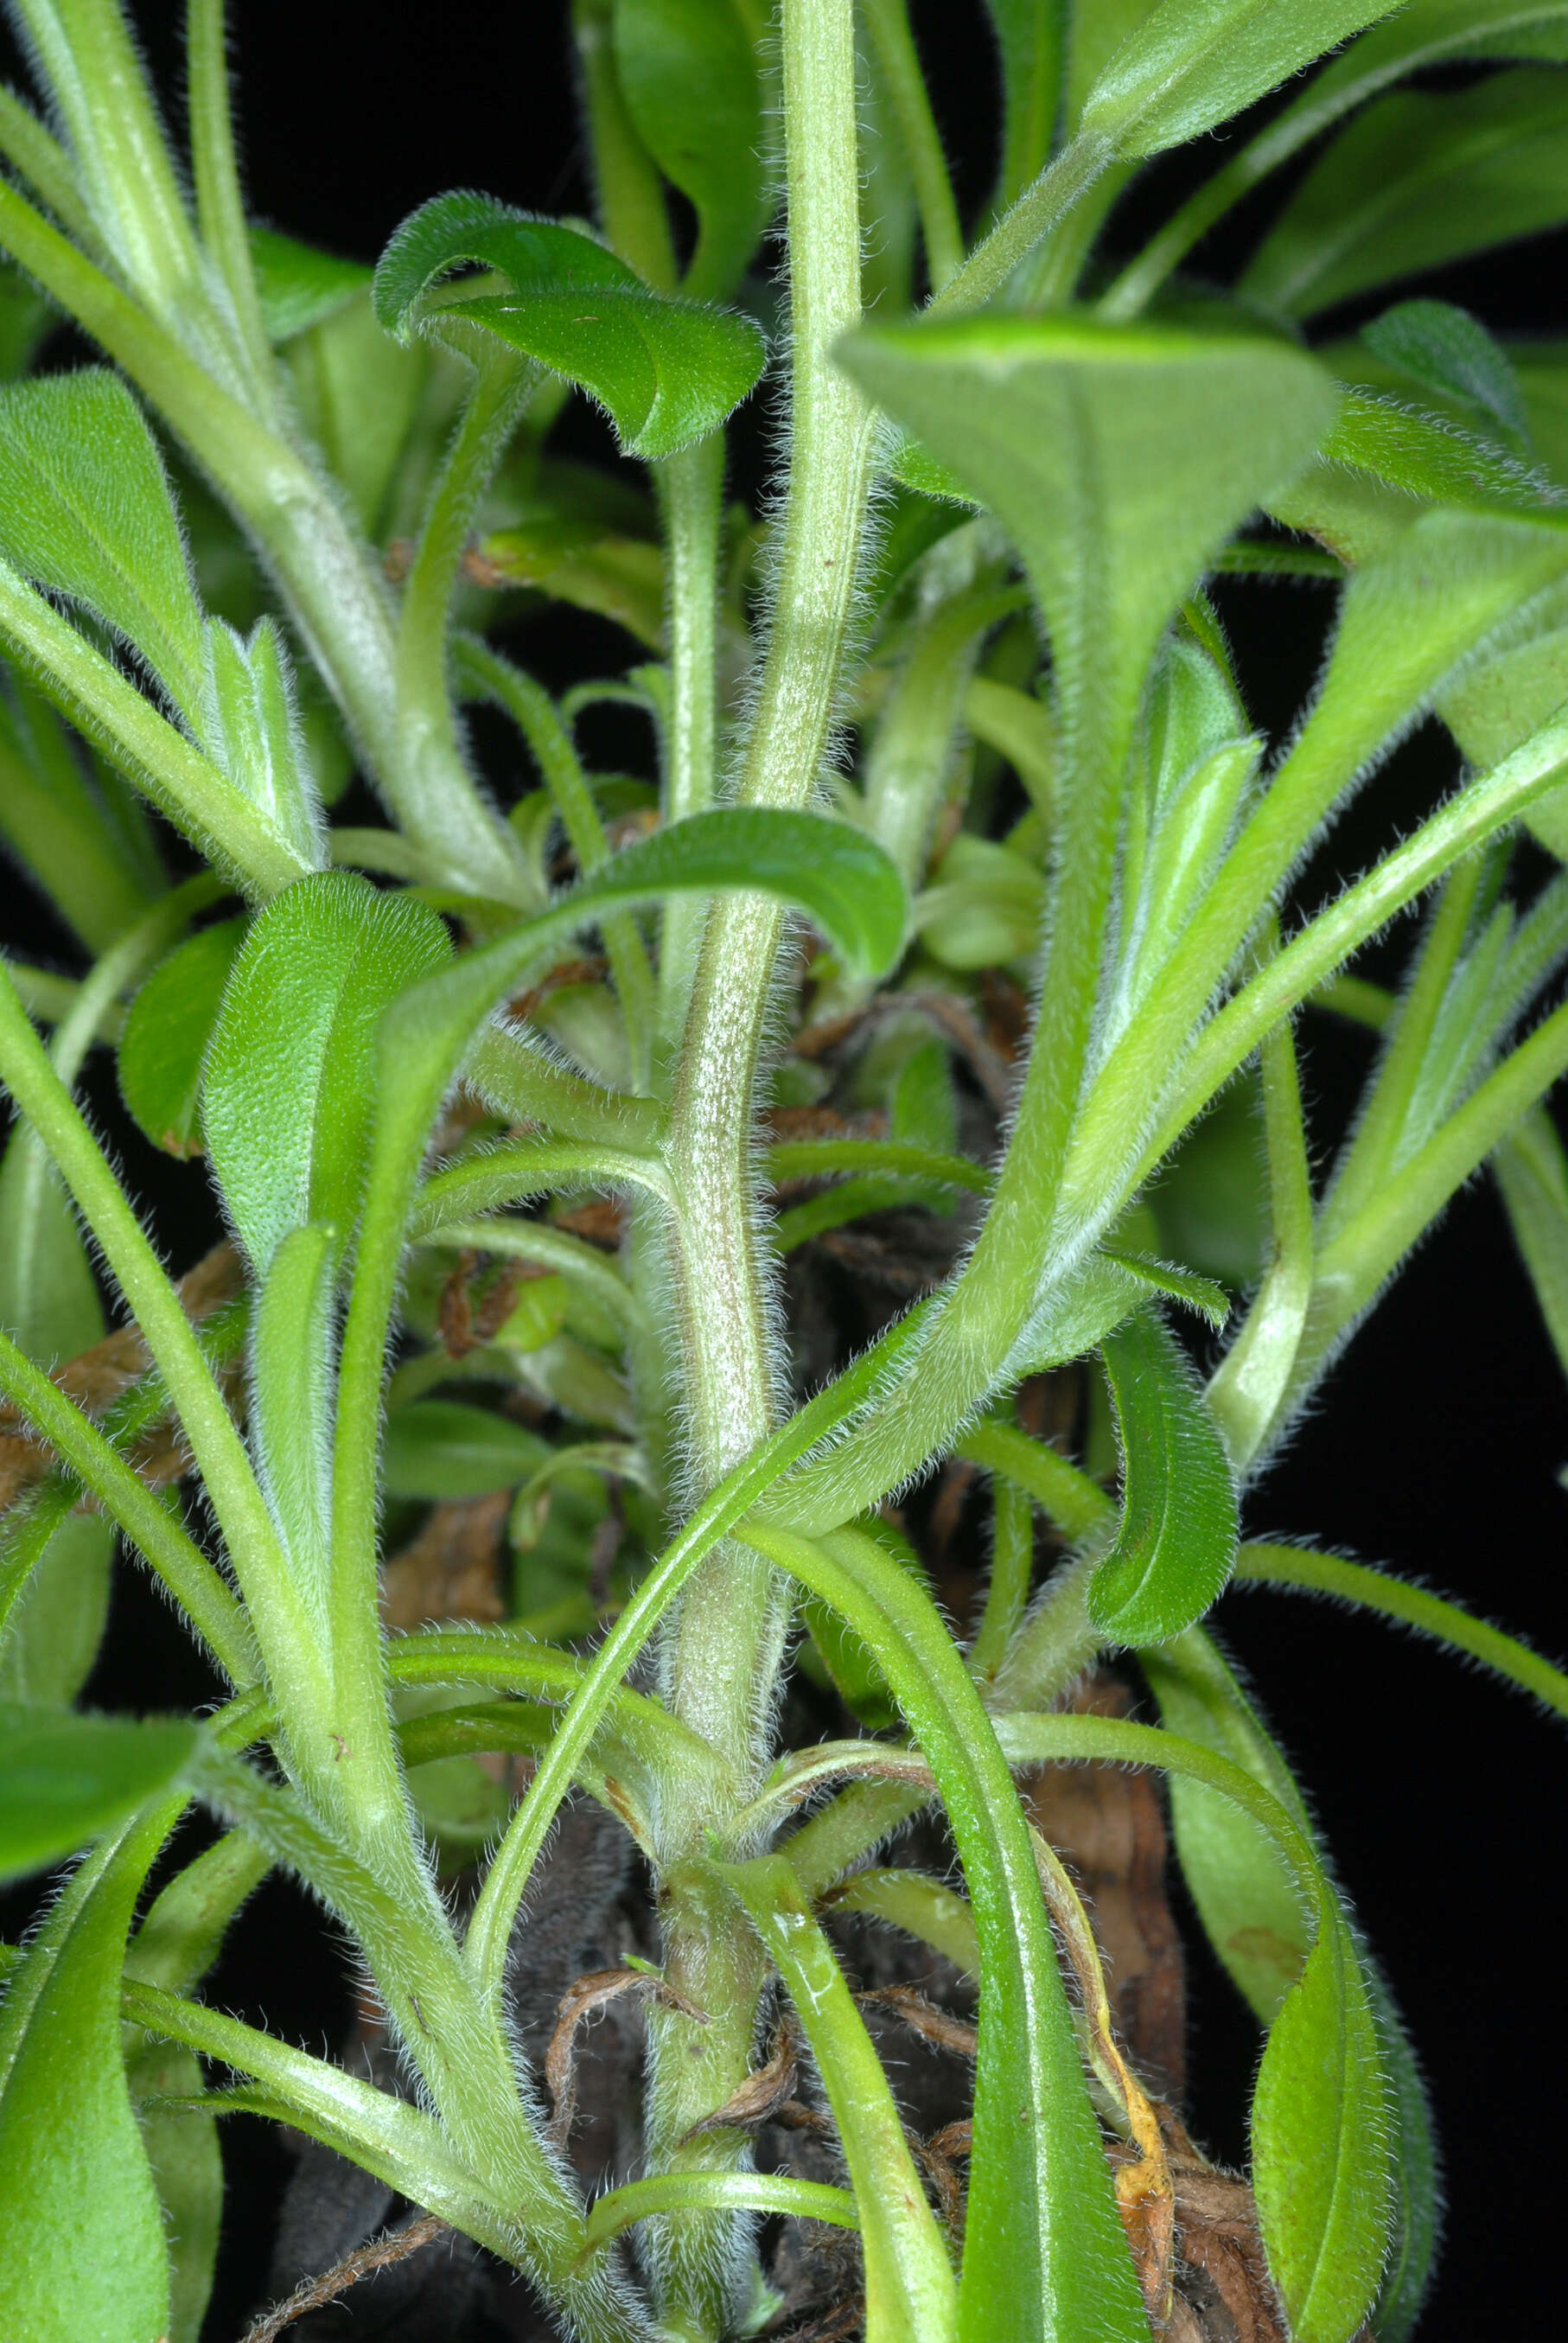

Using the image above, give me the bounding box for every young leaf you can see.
[612,0,772,300]
[0,1821,174,2340]
[1495,1102,1568,1380]
[203,871,452,1277]
[1362,299,1531,445]
[372,191,766,458]
[1243,70,1568,322]
[1078,0,1399,159]
[837,316,1336,786]
[1086,1308,1237,1644]
[382,1399,551,1501]
[0,368,205,718]
[118,916,246,1157]
[198,616,323,866]
[0,1706,193,1884]
[984,0,1060,199]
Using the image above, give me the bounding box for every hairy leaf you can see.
[118,916,246,1158]
[1087,1309,1237,1643]
[0,1823,173,2338]
[1079,0,1398,159]
[0,1706,192,1884]
[373,190,765,457]
[1362,299,1530,445]
[203,872,452,1276]
[198,616,322,866]
[1243,69,1568,321]
[248,223,371,342]
[613,0,772,299]
[0,369,205,717]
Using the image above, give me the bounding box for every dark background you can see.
[3,3,1566,2334]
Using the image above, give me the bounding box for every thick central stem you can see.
[659,0,875,1787]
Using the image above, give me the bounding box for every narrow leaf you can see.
[0,1705,192,1885]
[584,2170,856,2255]
[118,916,246,1158]
[0,369,205,717]
[612,0,773,299]
[1087,1309,1237,1643]
[1495,1101,1568,1380]
[248,224,370,342]
[0,1823,173,2338]
[382,1399,551,1500]
[1243,69,1568,321]
[984,0,1061,198]
[198,616,323,866]
[372,190,766,457]
[203,871,452,1277]
[1080,0,1398,159]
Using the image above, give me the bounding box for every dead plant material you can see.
[437,1248,554,1360]
[239,2210,447,2343]
[680,2021,798,2142]
[551,1197,626,1250]
[380,1494,508,1631]
[0,1239,245,1512]
[546,1966,706,2149]
[858,1985,978,2062]
[1022,1670,1187,2098]
[769,2296,865,2343]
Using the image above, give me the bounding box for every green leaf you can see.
[198,616,323,866]
[248,223,371,342]
[202,871,452,1277]
[984,0,1061,198]
[282,289,432,538]
[0,1823,173,2340]
[372,191,766,458]
[251,1223,337,1581]
[1495,1102,1568,1381]
[1243,69,1568,322]
[382,1399,551,1501]
[1150,1074,1268,1289]
[837,316,1336,790]
[914,832,1043,968]
[1086,1308,1237,1644]
[118,916,246,1158]
[0,1705,193,1884]
[1362,299,1530,446]
[714,1853,959,2340]
[1079,0,1399,159]
[1251,1916,1392,2343]
[583,2169,857,2257]
[612,0,772,300]
[0,369,205,718]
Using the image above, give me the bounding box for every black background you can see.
[2,3,1566,2334]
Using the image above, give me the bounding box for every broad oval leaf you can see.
[613,0,773,300]
[383,1399,551,1500]
[1080,0,1398,159]
[838,316,1336,784]
[118,916,248,1158]
[0,369,205,718]
[1086,1307,1237,1644]
[0,1823,173,2339]
[0,1704,193,1883]
[203,871,452,1276]
[372,191,765,459]
[1243,69,1568,322]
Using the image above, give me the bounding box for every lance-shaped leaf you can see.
[1142,1634,1430,2341]
[612,0,773,300]
[1078,0,1399,159]
[249,224,370,342]
[373,191,765,458]
[0,1705,192,1885]
[203,872,452,1278]
[0,1820,174,2338]
[1087,1308,1237,1644]
[198,616,323,868]
[0,368,205,718]
[836,316,1336,786]
[1243,69,1568,322]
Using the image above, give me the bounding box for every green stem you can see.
[186,0,274,393]
[1234,1542,1568,1721]
[571,0,679,290]
[968,1471,1034,1682]
[466,1026,665,1152]
[653,434,724,1047]
[657,0,876,1789]
[953,1420,1111,1542]
[926,131,1113,318]
[0,84,100,251]
[859,0,964,292]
